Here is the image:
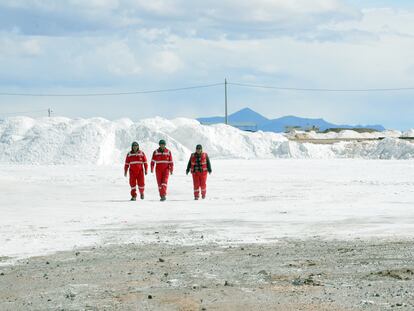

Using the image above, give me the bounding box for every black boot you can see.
[130,196,136,201]
[140,194,144,200]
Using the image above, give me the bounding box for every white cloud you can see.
[136,27,171,42]
[0,35,42,57]
[202,0,357,22]
[71,40,142,77]
[1,0,119,11]
[106,42,142,76]
[21,38,41,56]
[68,0,120,10]
[128,0,181,15]
[322,8,414,39]
[1,3,413,88]
[151,51,183,74]
[0,0,360,38]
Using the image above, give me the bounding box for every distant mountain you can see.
[197,107,269,126]
[198,108,385,132]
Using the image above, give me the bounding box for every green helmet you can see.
[131,141,139,147]
[159,139,166,145]
[196,144,202,150]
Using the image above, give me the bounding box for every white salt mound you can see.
[0,117,413,164]
[402,129,414,137]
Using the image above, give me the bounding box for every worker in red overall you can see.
[124,141,148,201]
[186,144,212,200]
[151,139,174,201]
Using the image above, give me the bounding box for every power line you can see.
[0,83,223,97]
[229,82,414,92]
[1,81,414,97]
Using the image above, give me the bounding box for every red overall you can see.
[151,148,173,197]
[124,150,148,198]
[190,152,208,199]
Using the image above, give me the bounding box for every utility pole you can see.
[224,78,228,125]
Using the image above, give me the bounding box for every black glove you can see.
[186,169,189,175]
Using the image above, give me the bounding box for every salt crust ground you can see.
[1,159,413,264]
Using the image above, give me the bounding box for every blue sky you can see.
[0,0,413,129]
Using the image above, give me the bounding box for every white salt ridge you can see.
[402,129,414,137]
[0,116,414,164]
[296,129,402,139]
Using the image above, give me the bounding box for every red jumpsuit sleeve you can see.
[124,154,130,174]
[169,151,174,173]
[150,151,155,171]
[143,153,148,173]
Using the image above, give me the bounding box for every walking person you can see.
[186,144,212,200]
[124,141,148,201]
[151,139,174,201]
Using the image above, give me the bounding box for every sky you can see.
[0,0,413,130]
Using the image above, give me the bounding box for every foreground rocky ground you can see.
[0,239,413,311]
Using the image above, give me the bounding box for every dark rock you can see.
[258,270,271,281]
[65,293,76,300]
[292,275,322,287]
[292,279,303,286]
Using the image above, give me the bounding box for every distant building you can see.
[323,128,378,133]
[284,125,319,133]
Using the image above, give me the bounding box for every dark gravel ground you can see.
[0,238,413,311]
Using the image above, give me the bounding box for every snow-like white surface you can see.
[1,116,414,163]
[402,129,414,137]
[1,160,414,264]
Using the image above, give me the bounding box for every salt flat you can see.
[1,159,414,263]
